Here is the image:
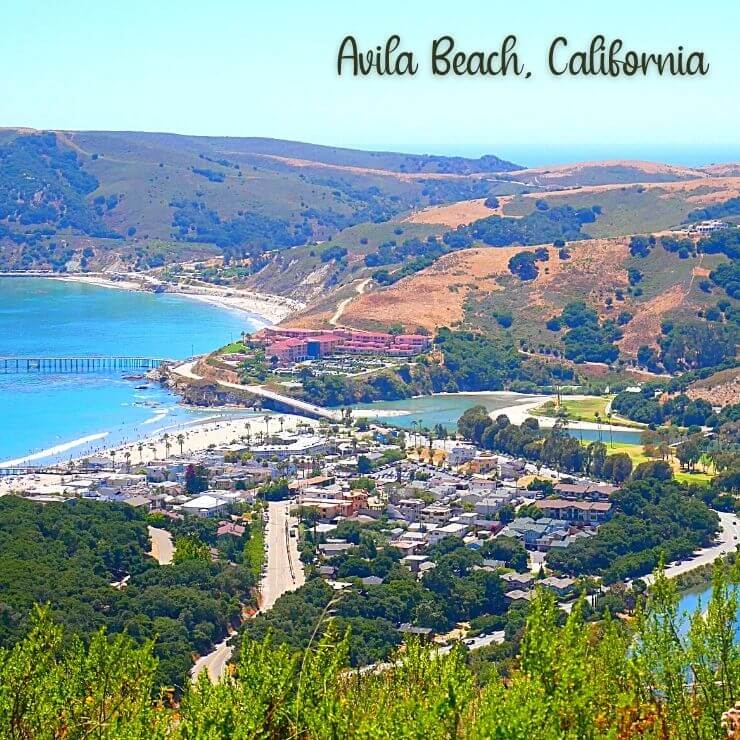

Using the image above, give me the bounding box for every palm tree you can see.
[594,412,602,443]
[278,416,285,433]
[556,405,569,428]
[606,411,614,449]
[163,433,171,459]
[177,433,185,456]
[263,414,271,439]
[137,443,144,464]
[124,451,131,472]
[109,449,116,469]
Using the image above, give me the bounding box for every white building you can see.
[250,434,328,461]
[428,522,468,545]
[447,445,477,466]
[180,493,229,518]
[688,219,728,235]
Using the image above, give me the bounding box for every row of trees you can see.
[612,388,718,427]
[457,407,634,482]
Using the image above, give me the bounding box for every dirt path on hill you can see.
[329,278,371,327]
[618,253,704,354]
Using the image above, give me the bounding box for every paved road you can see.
[261,500,305,610]
[191,500,305,682]
[171,354,338,421]
[190,636,233,683]
[148,526,174,565]
[239,384,340,421]
[640,511,740,586]
[171,360,201,380]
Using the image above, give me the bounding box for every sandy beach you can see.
[0,412,318,495]
[102,412,317,465]
[15,272,304,325]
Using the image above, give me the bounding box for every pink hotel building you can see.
[254,327,431,364]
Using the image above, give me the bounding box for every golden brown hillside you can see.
[688,367,740,406]
[320,236,725,357]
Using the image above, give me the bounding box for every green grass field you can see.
[502,186,701,238]
[532,397,646,429]
[673,470,713,486]
[533,396,609,422]
[575,439,713,485]
[599,441,649,465]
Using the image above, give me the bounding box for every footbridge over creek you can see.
[241,384,342,421]
[171,360,342,422]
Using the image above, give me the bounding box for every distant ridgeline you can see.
[0,129,520,271]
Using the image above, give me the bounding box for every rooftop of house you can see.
[554,482,619,497]
[541,576,576,590]
[216,521,246,537]
[536,499,612,512]
[505,589,534,602]
[398,624,433,635]
[289,475,335,490]
[181,494,228,510]
[501,571,535,584]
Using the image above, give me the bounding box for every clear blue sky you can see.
[1,0,738,166]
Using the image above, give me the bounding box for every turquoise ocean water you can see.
[0,278,265,465]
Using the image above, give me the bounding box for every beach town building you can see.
[253,326,431,364]
[501,571,535,589]
[250,433,329,461]
[446,444,477,466]
[553,481,620,501]
[686,219,728,235]
[180,494,229,518]
[534,499,613,524]
[540,576,577,597]
[468,454,498,475]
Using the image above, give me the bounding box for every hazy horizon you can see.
[2,0,737,169]
[2,123,737,169]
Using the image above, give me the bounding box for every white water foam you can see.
[0,431,110,467]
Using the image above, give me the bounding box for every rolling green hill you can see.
[1,128,737,367]
[0,128,523,273]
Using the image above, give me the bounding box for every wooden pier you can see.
[0,357,169,374]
